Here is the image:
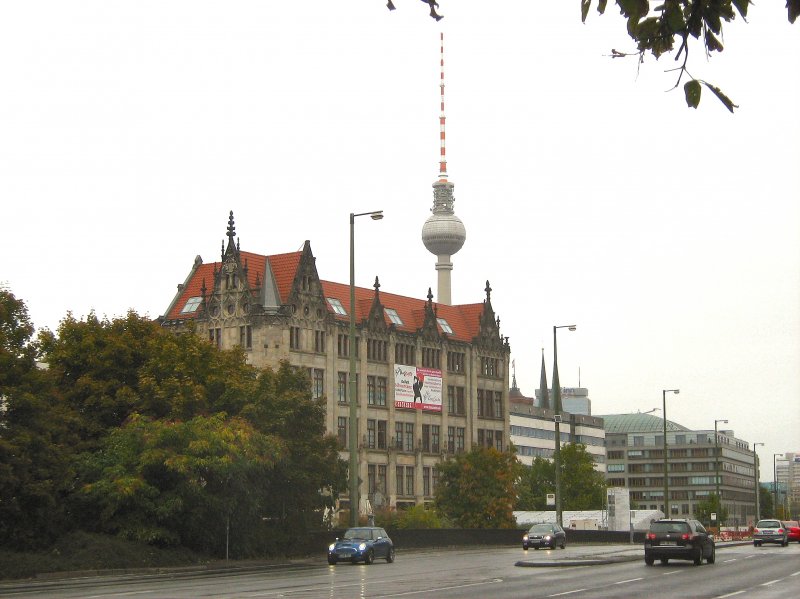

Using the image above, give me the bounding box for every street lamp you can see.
[552,324,576,528]
[753,442,764,522]
[349,210,383,527]
[773,453,783,520]
[662,389,680,517]
[714,418,728,524]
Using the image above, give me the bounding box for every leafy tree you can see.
[0,290,79,549]
[581,1,799,111]
[516,456,555,510]
[394,504,446,529]
[434,446,520,528]
[759,485,774,519]
[75,413,284,555]
[695,493,729,527]
[516,443,606,511]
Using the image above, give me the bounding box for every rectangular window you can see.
[447,426,455,453]
[337,417,347,448]
[423,466,431,496]
[431,424,440,453]
[368,464,376,495]
[310,368,324,400]
[396,466,404,495]
[477,389,485,417]
[367,419,376,449]
[181,296,202,313]
[377,420,387,450]
[367,339,387,362]
[481,356,501,377]
[367,376,377,406]
[377,377,387,407]
[477,429,484,447]
[337,334,349,357]
[404,423,414,452]
[494,392,502,420]
[432,467,439,494]
[338,372,347,404]
[395,422,404,450]
[456,427,465,452]
[422,424,431,452]
[385,308,403,326]
[495,431,503,451]
[633,436,644,446]
[396,343,415,366]
[377,465,387,494]
[314,330,325,353]
[239,325,252,349]
[421,347,440,369]
[290,326,300,350]
[209,328,222,348]
[327,297,347,315]
[405,466,414,496]
[437,318,453,335]
[447,351,465,372]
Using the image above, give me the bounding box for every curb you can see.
[516,555,641,567]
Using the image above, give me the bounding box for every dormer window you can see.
[437,318,453,334]
[326,297,347,315]
[181,297,202,313]
[384,308,403,326]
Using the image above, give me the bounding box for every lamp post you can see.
[753,442,764,522]
[773,453,783,520]
[714,418,728,524]
[349,210,383,527]
[662,389,679,517]
[552,324,576,528]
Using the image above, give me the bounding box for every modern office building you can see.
[509,376,605,471]
[535,387,592,416]
[600,413,757,526]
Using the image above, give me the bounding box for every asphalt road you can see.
[1,542,798,598]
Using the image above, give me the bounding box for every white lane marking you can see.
[791,571,800,577]
[662,570,681,575]
[379,579,500,597]
[722,558,737,563]
[761,579,781,586]
[714,591,745,598]
[614,577,643,584]
[85,593,155,598]
[547,590,587,597]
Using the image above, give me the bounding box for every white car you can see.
[753,519,789,547]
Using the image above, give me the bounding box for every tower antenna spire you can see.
[438,32,448,182]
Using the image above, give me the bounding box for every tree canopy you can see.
[434,446,520,528]
[1,295,346,556]
[516,443,606,511]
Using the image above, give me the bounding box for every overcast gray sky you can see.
[1,2,797,479]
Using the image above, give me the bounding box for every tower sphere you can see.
[422,211,466,256]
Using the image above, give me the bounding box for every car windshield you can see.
[344,528,373,540]
[756,520,781,528]
[529,524,554,533]
[650,522,690,533]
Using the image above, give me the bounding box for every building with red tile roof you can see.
[161,211,510,513]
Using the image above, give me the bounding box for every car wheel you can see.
[328,557,337,565]
[754,541,761,547]
[707,546,716,564]
[693,548,702,566]
[645,555,654,566]
[386,547,395,563]
[364,550,374,565]
[522,544,528,550]
[660,558,669,565]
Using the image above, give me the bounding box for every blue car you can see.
[328,527,395,565]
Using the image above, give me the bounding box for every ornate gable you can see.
[366,277,390,332]
[418,288,441,341]
[286,240,327,321]
[473,280,508,351]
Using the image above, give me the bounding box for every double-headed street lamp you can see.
[753,442,764,521]
[349,210,383,527]
[552,324,576,527]
[714,418,728,522]
[662,389,680,517]
[773,453,784,519]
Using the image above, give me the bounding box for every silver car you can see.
[753,519,789,547]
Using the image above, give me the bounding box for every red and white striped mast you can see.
[438,31,448,182]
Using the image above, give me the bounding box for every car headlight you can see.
[523,535,529,541]
[358,543,367,551]
[544,535,551,541]
[329,543,336,551]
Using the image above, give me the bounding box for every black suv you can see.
[644,518,715,566]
